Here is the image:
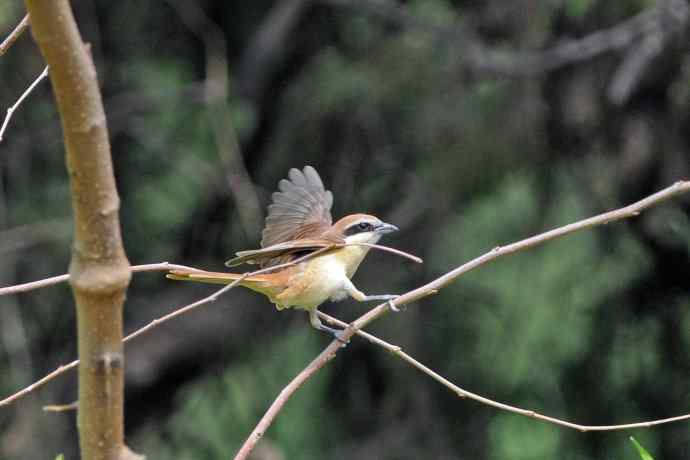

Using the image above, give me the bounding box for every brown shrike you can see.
[168,166,399,338]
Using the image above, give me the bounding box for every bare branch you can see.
[467,7,661,76]
[235,0,312,100]
[608,31,664,105]
[43,401,78,412]
[323,0,666,77]
[0,14,29,57]
[345,242,423,263]
[608,0,689,105]
[0,361,78,409]
[0,66,48,143]
[0,262,200,296]
[234,180,690,459]
[318,311,401,352]
[166,0,263,236]
[319,312,690,432]
[234,341,342,460]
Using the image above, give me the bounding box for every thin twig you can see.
[345,242,423,263]
[43,401,78,412]
[0,66,49,143]
[235,341,343,460]
[0,14,29,57]
[233,180,690,459]
[317,311,400,352]
[320,312,690,431]
[0,262,200,296]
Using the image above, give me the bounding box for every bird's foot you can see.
[387,298,401,312]
[316,323,349,345]
[377,295,403,312]
[362,293,402,312]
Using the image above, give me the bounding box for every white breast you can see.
[289,254,350,309]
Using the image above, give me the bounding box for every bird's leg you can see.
[308,310,349,344]
[343,279,401,312]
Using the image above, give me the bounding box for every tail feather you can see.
[166,269,269,286]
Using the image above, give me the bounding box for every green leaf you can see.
[630,436,655,460]
[54,455,64,460]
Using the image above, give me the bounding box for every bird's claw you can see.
[387,295,402,312]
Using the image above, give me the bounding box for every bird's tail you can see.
[166,269,268,286]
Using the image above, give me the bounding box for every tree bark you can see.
[23,1,136,459]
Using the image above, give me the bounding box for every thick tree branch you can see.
[23,1,136,459]
[234,180,690,459]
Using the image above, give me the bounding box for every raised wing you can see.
[225,238,343,267]
[261,166,333,248]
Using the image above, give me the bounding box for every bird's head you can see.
[331,213,399,245]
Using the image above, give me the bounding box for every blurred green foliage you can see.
[139,331,331,459]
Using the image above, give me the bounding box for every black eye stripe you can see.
[345,221,374,236]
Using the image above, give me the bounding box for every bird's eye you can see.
[345,221,374,236]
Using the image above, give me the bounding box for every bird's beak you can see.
[375,222,399,234]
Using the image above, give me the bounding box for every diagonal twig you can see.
[318,312,690,432]
[0,65,49,143]
[0,14,29,56]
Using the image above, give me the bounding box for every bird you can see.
[167,165,400,339]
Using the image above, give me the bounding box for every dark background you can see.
[1,0,689,459]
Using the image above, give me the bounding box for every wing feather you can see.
[224,166,337,269]
[261,166,333,248]
[225,238,342,267]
